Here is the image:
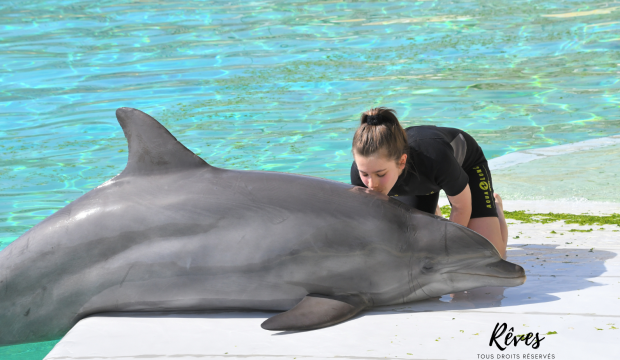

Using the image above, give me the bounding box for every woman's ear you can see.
[398,153,407,169]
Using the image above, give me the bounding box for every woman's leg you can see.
[467,217,506,259]
[465,162,507,259]
[494,193,508,246]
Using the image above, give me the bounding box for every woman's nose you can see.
[367,177,377,189]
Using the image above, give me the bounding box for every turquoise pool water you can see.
[0,0,618,358]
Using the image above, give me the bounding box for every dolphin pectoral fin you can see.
[261,294,369,331]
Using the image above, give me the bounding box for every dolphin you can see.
[0,108,525,346]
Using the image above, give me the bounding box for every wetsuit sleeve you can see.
[429,142,469,196]
[350,161,367,187]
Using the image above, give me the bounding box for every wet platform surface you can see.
[45,214,620,360]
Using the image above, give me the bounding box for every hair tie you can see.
[367,115,382,126]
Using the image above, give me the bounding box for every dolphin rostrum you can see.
[0,108,526,346]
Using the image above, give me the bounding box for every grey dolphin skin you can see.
[0,108,526,346]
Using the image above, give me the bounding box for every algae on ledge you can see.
[439,205,620,227]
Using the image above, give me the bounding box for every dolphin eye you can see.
[422,260,434,272]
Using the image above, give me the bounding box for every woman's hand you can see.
[447,184,472,227]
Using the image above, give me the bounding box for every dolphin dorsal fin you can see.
[115,107,211,177]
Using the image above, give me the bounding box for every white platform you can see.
[45,218,620,360]
[43,137,620,360]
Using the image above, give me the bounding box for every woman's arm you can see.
[447,184,472,227]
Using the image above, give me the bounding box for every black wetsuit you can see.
[350,125,497,218]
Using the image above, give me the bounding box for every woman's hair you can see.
[352,107,409,164]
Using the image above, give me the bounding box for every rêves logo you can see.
[489,323,545,350]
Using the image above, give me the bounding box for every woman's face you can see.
[353,151,407,195]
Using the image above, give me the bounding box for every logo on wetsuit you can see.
[473,166,493,208]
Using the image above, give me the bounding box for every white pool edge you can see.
[487,134,620,170]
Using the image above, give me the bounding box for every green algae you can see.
[503,211,620,227]
[440,205,620,227]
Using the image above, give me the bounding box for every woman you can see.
[350,107,508,258]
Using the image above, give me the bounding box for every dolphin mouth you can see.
[447,271,525,279]
[445,259,527,286]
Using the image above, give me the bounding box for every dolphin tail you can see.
[115,107,212,177]
[261,294,369,331]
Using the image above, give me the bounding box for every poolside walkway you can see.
[44,200,620,360]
